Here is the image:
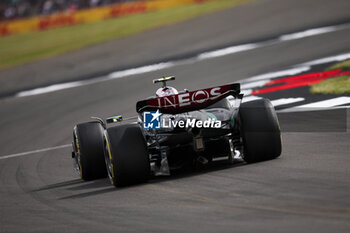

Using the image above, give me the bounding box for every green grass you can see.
[0,0,248,70]
[310,59,350,94]
[310,76,350,95]
[325,59,350,71]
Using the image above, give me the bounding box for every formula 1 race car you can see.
[71,76,282,187]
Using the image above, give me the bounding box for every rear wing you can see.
[136,83,241,114]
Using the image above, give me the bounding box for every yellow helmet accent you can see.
[153,76,175,87]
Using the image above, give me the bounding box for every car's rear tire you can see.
[73,122,107,180]
[104,124,150,187]
[239,98,282,163]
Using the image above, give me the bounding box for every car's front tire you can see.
[239,98,282,163]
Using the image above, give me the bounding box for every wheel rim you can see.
[103,135,115,185]
[73,130,83,178]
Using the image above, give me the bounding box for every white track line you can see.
[14,22,350,98]
[241,66,311,83]
[279,97,350,112]
[0,144,71,160]
[241,80,270,89]
[197,43,260,60]
[301,53,350,67]
[270,98,305,107]
[278,25,346,41]
[107,62,174,79]
[241,97,305,106]
[16,62,175,97]
[241,95,262,103]
[287,96,350,108]
[277,105,350,113]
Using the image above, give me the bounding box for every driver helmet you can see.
[156,86,178,97]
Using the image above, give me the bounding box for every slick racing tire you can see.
[239,98,282,163]
[73,122,107,180]
[104,124,150,187]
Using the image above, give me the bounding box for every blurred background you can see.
[0,0,134,20]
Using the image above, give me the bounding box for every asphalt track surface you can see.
[1,0,350,232]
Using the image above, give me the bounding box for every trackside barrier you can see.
[0,0,214,36]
